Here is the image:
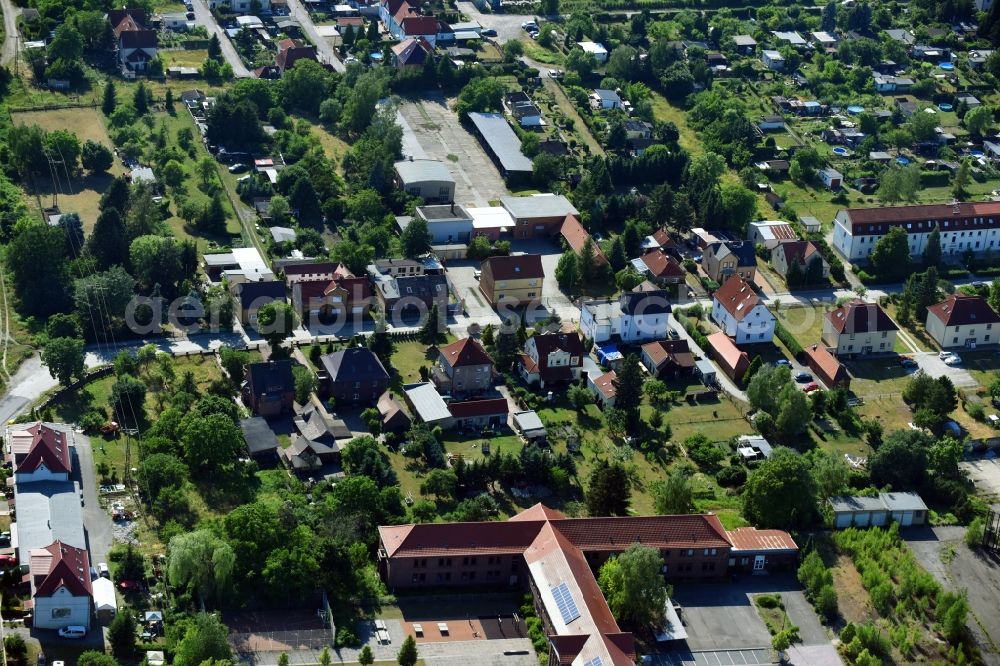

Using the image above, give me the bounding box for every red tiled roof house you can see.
[519,332,584,389]
[431,337,495,397]
[925,293,1000,349]
[11,423,71,484]
[29,541,93,630]
[823,300,898,356]
[706,332,750,382]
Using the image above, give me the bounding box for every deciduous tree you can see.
[742,448,817,528]
[598,544,667,627]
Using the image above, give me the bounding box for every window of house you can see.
[953,337,958,343]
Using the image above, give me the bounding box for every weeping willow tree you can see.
[168,529,235,608]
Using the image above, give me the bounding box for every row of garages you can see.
[828,491,929,529]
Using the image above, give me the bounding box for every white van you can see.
[57,626,87,639]
[98,563,109,578]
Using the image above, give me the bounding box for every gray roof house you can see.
[393,158,456,203]
[14,481,87,565]
[403,382,453,428]
[239,417,280,463]
[512,410,546,441]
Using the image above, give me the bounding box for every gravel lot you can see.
[904,526,1000,664]
[397,96,510,207]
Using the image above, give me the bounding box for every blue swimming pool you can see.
[939,62,955,71]
[847,105,865,114]
[938,103,954,111]
[832,147,848,156]
[896,156,910,165]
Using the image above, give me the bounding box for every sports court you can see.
[225,607,331,655]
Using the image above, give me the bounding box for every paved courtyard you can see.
[961,455,1000,500]
[397,96,510,208]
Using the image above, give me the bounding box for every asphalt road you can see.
[284,0,345,73]
[191,0,251,78]
[0,0,19,67]
[73,431,113,569]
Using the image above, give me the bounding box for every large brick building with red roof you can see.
[378,504,797,666]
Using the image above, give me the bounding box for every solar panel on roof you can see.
[583,658,603,666]
[550,582,581,624]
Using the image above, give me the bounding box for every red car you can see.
[0,554,17,567]
[118,580,141,591]
[804,383,820,393]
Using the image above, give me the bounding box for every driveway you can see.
[509,239,578,324]
[666,317,747,403]
[912,351,978,389]
[73,431,113,569]
[397,96,510,207]
[191,0,251,78]
[903,526,1000,663]
[284,0,345,73]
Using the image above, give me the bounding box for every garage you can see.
[829,492,928,530]
[829,495,889,529]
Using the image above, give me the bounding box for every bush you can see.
[966,517,985,547]
[716,465,747,487]
[755,593,781,609]
[967,402,985,421]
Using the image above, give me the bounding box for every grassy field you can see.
[775,305,830,350]
[13,108,127,232]
[963,350,1000,390]
[160,48,211,69]
[650,91,704,157]
[882,303,935,353]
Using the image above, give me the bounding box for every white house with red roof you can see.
[519,333,584,388]
[30,541,92,630]
[10,423,72,484]
[710,275,775,344]
[832,201,1000,263]
[108,9,157,72]
[823,299,898,355]
[925,293,1000,349]
[381,0,442,45]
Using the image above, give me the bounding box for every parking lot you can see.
[961,455,1000,499]
[397,96,510,207]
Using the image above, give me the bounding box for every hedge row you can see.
[775,320,803,357]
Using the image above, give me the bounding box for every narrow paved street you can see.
[284,0,345,73]
[0,0,18,67]
[191,0,251,78]
[74,431,113,569]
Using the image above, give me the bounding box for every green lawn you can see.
[963,350,1000,390]
[775,305,830,350]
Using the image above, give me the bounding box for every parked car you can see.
[940,351,961,366]
[898,356,918,368]
[775,359,791,367]
[473,269,481,280]
[481,28,497,37]
[57,626,87,639]
[794,372,813,383]
[98,562,109,578]
[186,11,195,19]
[0,554,17,567]
[228,163,249,174]
[804,383,819,393]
